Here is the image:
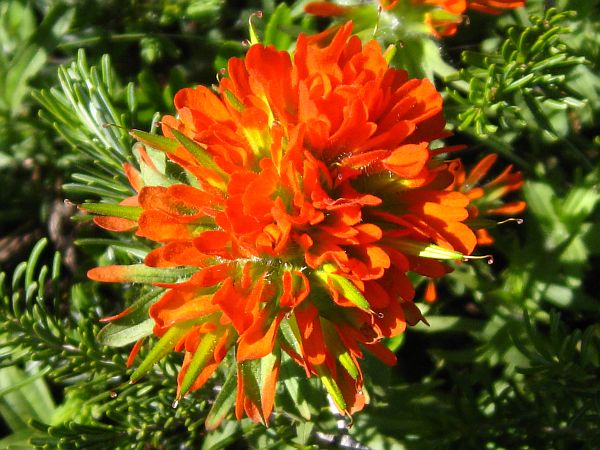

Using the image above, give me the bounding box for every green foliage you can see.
[0,366,55,449]
[35,50,137,203]
[350,311,600,449]
[442,5,599,180]
[0,3,73,116]
[0,0,73,232]
[446,8,587,139]
[511,168,600,312]
[0,238,121,379]
[0,239,218,449]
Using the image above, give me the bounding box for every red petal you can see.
[364,341,397,366]
[149,290,219,333]
[237,311,283,361]
[424,279,437,303]
[127,339,144,368]
[294,304,327,366]
[382,143,429,178]
[87,265,131,283]
[93,216,137,232]
[304,1,351,16]
[145,241,208,267]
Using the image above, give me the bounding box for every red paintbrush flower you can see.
[87,22,490,425]
[305,0,524,37]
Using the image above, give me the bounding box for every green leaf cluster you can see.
[446,8,587,138]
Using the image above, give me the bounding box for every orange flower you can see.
[88,23,484,425]
[305,0,524,37]
[420,153,524,302]
[422,0,525,36]
[451,153,525,245]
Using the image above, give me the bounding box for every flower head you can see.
[88,23,487,425]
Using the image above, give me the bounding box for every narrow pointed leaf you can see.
[130,323,191,383]
[130,129,178,153]
[239,360,262,407]
[224,90,244,111]
[259,349,279,394]
[315,265,371,311]
[97,289,163,347]
[337,352,359,380]
[395,240,465,260]
[282,376,311,420]
[97,318,154,348]
[178,332,218,398]
[328,273,371,311]
[321,318,359,379]
[81,203,142,221]
[25,238,48,289]
[318,369,346,413]
[170,129,227,178]
[205,365,237,431]
[248,12,261,45]
[88,264,197,284]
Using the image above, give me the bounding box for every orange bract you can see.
[452,153,526,245]
[90,23,487,425]
[468,0,526,14]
